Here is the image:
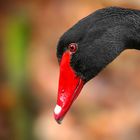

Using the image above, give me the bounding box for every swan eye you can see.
[68,43,78,53]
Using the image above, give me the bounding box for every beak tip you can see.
[54,105,63,124]
[55,118,63,124]
[54,113,63,125]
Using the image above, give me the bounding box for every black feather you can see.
[57,7,140,82]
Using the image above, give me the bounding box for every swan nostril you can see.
[60,94,67,103]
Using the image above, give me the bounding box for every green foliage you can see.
[5,14,29,88]
[5,14,34,140]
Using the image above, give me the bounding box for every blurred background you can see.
[1,0,140,140]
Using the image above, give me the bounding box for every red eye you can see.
[68,43,78,53]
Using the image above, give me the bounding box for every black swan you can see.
[54,7,140,124]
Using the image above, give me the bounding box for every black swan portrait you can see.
[54,7,140,124]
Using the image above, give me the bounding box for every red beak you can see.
[54,51,84,124]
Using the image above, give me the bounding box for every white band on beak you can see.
[54,105,62,115]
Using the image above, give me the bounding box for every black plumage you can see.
[57,7,140,82]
